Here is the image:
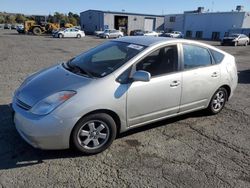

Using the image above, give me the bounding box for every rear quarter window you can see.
[210,49,225,64]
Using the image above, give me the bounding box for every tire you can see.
[245,41,248,46]
[33,27,42,35]
[234,42,238,47]
[76,34,81,38]
[117,35,122,38]
[71,113,117,155]
[207,87,228,115]
[58,34,63,38]
[105,35,109,39]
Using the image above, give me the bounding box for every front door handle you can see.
[211,72,218,77]
[170,81,181,87]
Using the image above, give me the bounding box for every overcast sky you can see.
[1,0,250,15]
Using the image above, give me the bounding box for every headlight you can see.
[30,91,76,115]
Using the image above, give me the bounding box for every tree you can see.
[0,15,5,23]
[54,12,65,22]
[6,15,16,24]
[15,14,26,23]
[69,17,77,26]
[68,12,74,18]
[72,13,80,25]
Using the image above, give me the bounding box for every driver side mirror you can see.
[132,70,151,82]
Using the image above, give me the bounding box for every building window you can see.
[186,30,192,38]
[169,16,176,22]
[82,24,85,29]
[212,32,220,40]
[196,31,203,39]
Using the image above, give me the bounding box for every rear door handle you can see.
[170,81,181,87]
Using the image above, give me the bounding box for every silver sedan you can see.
[12,37,238,154]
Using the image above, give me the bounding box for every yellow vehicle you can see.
[23,20,74,35]
[17,16,74,35]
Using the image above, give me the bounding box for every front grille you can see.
[16,98,32,110]
[223,39,233,42]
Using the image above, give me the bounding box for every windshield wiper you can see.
[66,61,94,78]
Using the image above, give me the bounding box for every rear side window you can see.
[183,44,212,70]
[210,49,225,64]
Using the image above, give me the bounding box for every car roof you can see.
[114,36,182,47]
[114,36,228,55]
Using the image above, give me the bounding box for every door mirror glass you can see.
[132,71,151,82]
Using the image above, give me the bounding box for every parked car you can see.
[54,28,85,38]
[221,34,249,46]
[145,31,159,37]
[94,30,104,37]
[11,24,17,30]
[12,37,238,154]
[163,31,184,38]
[99,29,124,39]
[130,29,144,36]
[4,24,11,29]
[16,24,24,33]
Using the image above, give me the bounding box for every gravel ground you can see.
[0,30,250,188]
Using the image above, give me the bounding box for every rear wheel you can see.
[234,41,238,47]
[105,35,109,39]
[76,34,81,38]
[207,88,228,115]
[245,41,248,46]
[33,27,42,35]
[71,113,117,154]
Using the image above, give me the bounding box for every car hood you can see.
[15,64,92,107]
[223,37,236,40]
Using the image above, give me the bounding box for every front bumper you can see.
[12,101,78,150]
[222,40,235,45]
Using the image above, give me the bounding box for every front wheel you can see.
[234,42,238,47]
[71,113,117,155]
[245,41,248,46]
[207,88,228,115]
[58,34,63,38]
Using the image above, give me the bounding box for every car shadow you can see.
[238,69,250,84]
[0,103,207,170]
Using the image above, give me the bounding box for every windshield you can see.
[68,41,146,78]
[229,34,240,38]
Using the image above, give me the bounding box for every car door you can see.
[180,44,221,112]
[63,29,70,37]
[127,44,182,127]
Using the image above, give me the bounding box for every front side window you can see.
[136,45,178,77]
[183,44,212,70]
[68,41,145,78]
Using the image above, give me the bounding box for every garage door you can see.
[144,18,154,31]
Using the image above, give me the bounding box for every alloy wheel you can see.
[212,91,225,112]
[77,120,110,150]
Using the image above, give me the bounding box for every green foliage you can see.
[15,14,26,23]
[0,15,5,23]
[6,15,16,24]
[0,12,80,25]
